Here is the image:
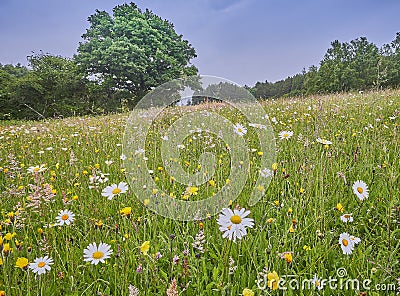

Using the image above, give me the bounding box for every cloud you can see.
[204,0,245,12]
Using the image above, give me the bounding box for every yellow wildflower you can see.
[15,257,29,269]
[140,241,150,255]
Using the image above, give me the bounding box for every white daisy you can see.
[56,209,75,226]
[134,148,145,155]
[120,154,127,161]
[98,173,109,183]
[278,131,293,140]
[101,182,128,200]
[29,256,53,275]
[217,208,254,242]
[260,168,273,178]
[316,138,333,145]
[340,213,353,223]
[312,275,324,290]
[27,164,46,173]
[83,242,113,265]
[352,180,369,201]
[350,235,361,245]
[233,123,247,136]
[248,123,266,129]
[339,232,354,255]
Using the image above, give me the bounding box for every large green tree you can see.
[75,2,198,105]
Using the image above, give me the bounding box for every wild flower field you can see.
[0,90,399,295]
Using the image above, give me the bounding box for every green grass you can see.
[0,90,399,295]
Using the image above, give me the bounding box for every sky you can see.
[1,0,399,86]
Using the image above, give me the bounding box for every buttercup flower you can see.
[281,252,293,263]
[120,207,132,216]
[267,271,280,290]
[4,232,16,241]
[140,241,150,255]
[2,243,12,255]
[335,203,344,212]
[15,257,29,269]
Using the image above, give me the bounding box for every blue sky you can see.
[1,0,399,85]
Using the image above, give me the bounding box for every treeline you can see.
[250,33,400,99]
[0,53,135,120]
[1,21,400,120]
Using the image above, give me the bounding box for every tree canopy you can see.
[251,34,400,99]
[75,2,198,106]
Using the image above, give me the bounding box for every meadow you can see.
[0,90,399,295]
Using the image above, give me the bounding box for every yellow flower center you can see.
[33,167,40,172]
[284,133,289,137]
[342,239,349,247]
[92,251,104,259]
[112,188,121,195]
[238,128,242,133]
[38,262,45,268]
[61,214,69,221]
[357,187,363,194]
[230,215,242,224]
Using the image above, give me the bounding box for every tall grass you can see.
[0,90,399,295]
